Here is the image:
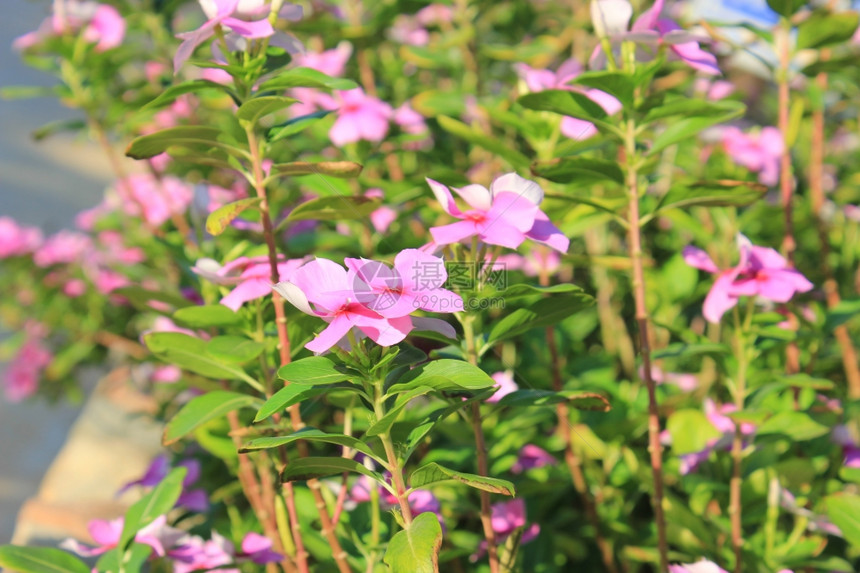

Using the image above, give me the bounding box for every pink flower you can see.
[428,173,569,252]
[344,249,461,318]
[239,533,282,564]
[496,247,561,278]
[327,89,393,146]
[33,230,92,267]
[365,189,398,234]
[61,516,183,558]
[486,371,518,403]
[174,0,275,72]
[117,174,194,227]
[290,42,352,116]
[694,78,735,100]
[668,560,729,573]
[512,445,557,473]
[169,532,237,573]
[641,365,698,392]
[0,217,42,258]
[472,498,539,561]
[722,126,784,186]
[273,258,413,353]
[118,456,209,513]
[516,59,622,140]
[393,102,429,135]
[14,1,125,52]
[684,235,813,323]
[193,255,306,311]
[591,0,719,75]
[3,326,52,402]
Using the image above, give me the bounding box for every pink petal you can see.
[430,220,479,245]
[561,116,598,140]
[490,173,544,205]
[485,191,539,233]
[703,273,739,323]
[410,316,458,338]
[174,22,217,73]
[454,184,493,211]
[426,178,463,217]
[526,210,569,253]
[357,315,412,346]
[479,218,528,249]
[306,314,354,353]
[631,0,663,32]
[682,246,719,273]
[222,16,274,38]
[329,113,363,146]
[289,258,349,313]
[221,278,272,310]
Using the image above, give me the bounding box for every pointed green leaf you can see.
[255,384,330,422]
[667,409,723,455]
[283,196,379,225]
[757,411,829,441]
[173,304,242,328]
[531,156,624,186]
[95,543,152,573]
[496,389,611,411]
[517,90,619,136]
[825,494,860,548]
[648,101,745,156]
[437,116,530,169]
[256,67,358,92]
[410,462,515,496]
[766,0,805,16]
[645,180,768,222]
[241,427,381,460]
[642,98,745,124]
[145,332,260,388]
[268,161,363,179]
[119,467,187,550]
[485,294,594,347]
[277,356,353,385]
[366,386,437,437]
[163,391,262,445]
[568,70,635,108]
[383,512,443,573]
[205,197,263,235]
[206,336,265,364]
[269,110,332,142]
[386,360,497,396]
[237,96,298,125]
[0,546,90,573]
[126,126,248,160]
[142,79,234,110]
[282,457,384,482]
[32,119,86,141]
[489,283,584,301]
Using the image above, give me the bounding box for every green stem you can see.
[373,380,413,525]
[729,301,753,573]
[623,118,669,572]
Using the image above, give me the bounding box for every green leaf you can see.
[542,192,627,217]
[666,409,722,455]
[237,96,298,125]
[642,98,745,124]
[648,101,745,156]
[206,336,265,364]
[126,126,248,160]
[383,512,443,573]
[776,373,834,391]
[256,67,358,92]
[766,0,805,17]
[205,197,263,235]
[0,86,59,100]
[824,299,860,331]
[113,286,194,312]
[410,462,516,496]
[241,427,380,460]
[173,304,242,328]
[95,544,152,573]
[32,119,86,141]
[0,546,90,573]
[387,360,497,395]
[437,116,530,169]
[568,70,635,108]
[530,157,624,186]
[163,391,261,445]
[281,196,378,229]
[367,386,437,437]
[489,283,585,301]
[647,180,768,220]
[145,332,260,388]
[485,294,594,347]
[517,90,618,136]
[277,356,352,385]
[496,389,611,412]
[825,494,860,548]
[255,384,330,422]
[269,110,332,142]
[282,457,384,482]
[757,411,830,441]
[119,467,187,550]
[269,161,363,179]
[142,79,234,110]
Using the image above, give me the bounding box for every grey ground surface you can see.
[1,1,116,543]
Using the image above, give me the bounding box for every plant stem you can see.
[540,268,617,573]
[245,126,352,573]
[623,119,668,572]
[729,305,751,573]
[461,313,499,573]
[776,22,795,263]
[373,380,414,525]
[807,58,860,398]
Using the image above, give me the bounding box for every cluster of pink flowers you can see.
[516,59,622,141]
[14,0,125,52]
[427,173,569,253]
[274,250,460,353]
[388,4,452,46]
[116,174,195,227]
[3,322,52,402]
[721,126,784,186]
[684,234,813,323]
[193,255,307,311]
[0,217,43,259]
[62,515,281,571]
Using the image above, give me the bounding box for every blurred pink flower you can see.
[722,126,784,186]
[193,255,305,311]
[683,234,813,323]
[512,444,557,473]
[327,89,393,146]
[290,42,353,116]
[516,58,622,140]
[117,174,194,227]
[641,365,698,392]
[487,371,518,403]
[239,532,282,564]
[428,173,569,252]
[472,498,539,561]
[4,327,51,403]
[668,560,729,573]
[14,1,125,52]
[365,189,398,234]
[61,515,182,558]
[0,217,42,258]
[496,247,561,278]
[169,532,237,573]
[33,230,92,267]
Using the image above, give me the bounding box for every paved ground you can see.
[0,1,158,546]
